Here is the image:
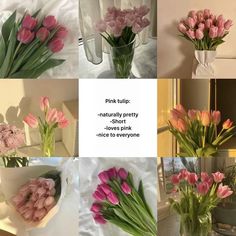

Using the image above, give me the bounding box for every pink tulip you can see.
[203,9,211,19]
[225,20,233,30]
[22,14,37,30]
[98,171,110,183]
[211,111,221,125]
[57,111,69,128]
[107,167,117,179]
[90,203,102,213]
[46,108,59,123]
[36,27,50,42]
[223,119,233,129]
[218,26,225,37]
[118,168,128,180]
[186,29,195,39]
[188,10,197,19]
[178,23,187,34]
[212,172,225,183]
[17,28,35,44]
[43,15,57,30]
[33,208,47,221]
[185,17,196,28]
[43,179,55,190]
[217,15,225,28]
[187,173,198,185]
[171,174,180,185]
[23,209,34,221]
[48,38,64,53]
[201,111,211,126]
[176,119,188,133]
[95,20,107,33]
[197,182,210,195]
[209,26,218,39]
[34,197,46,210]
[100,183,112,195]
[217,184,233,199]
[197,10,204,22]
[40,96,50,111]
[170,109,185,120]
[198,23,205,31]
[132,22,142,34]
[205,19,213,29]
[135,5,150,17]
[179,169,189,180]
[176,104,187,115]
[55,26,68,39]
[107,192,119,205]
[121,182,132,195]
[24,113,38,128]
[44,196,55,207]
[201,172,210,182]
[188,109,198,120]
[195,29,204,40]
[141,18,150,28]
[93,190,106,201]
[94,214,107,224]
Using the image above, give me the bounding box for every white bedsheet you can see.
[79,157,157,236]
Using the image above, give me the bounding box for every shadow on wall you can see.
[160,20,194,78]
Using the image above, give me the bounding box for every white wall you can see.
[0,80,78,142]
[158,0,236,78]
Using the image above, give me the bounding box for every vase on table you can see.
[110,40,136,79]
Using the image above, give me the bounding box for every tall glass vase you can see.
[40,128,55,157]
[110,40,135,79]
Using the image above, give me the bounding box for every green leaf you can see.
[1,11,17,43]
[0,37,6,68]
[32,9,41,18]
[10,59,65,78]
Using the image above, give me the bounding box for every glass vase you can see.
[40,129,55,157]
[110,40,135,79]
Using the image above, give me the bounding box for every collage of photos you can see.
[1,0,236,236]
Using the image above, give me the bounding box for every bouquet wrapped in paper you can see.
[168,104,236,157]
[90,167,157,236]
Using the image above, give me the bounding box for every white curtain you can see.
[79,0,157,64]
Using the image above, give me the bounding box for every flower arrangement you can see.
[95,6,150,78]
[178,9,233,50]
[24,96,69,157]
[90,167,157,236]
[169,169,233,236]
[11,170,61,222]
[0,10,68,78]
[168,104,236,157]
[0,123,28,167]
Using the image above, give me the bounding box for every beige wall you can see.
[158,0,236,78]
[0,80,78,142]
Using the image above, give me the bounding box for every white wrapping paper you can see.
[0,158,79,236]
[79,157,157,236]
[0,0,79,79]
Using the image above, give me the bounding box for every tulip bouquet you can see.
[90,167,157,236]
[0,123,28,167]
[178,9,233,50]
[11,170,61,223]
[168,104,236,157]
[169,169,233,236]
[24,96,69,157]
[0,10,68,78]
[95,6,150,78]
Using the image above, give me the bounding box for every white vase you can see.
[194,50,217,78]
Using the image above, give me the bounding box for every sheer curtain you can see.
[79,0,157,64]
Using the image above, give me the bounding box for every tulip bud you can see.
[93,190,106,201]
[36,27,50,42]
[209,26,218,39]
[212,172,225,183]
[90,203,102,213]
[55,26,68,39]
[201,111,211,126]
[211,111,221,125]
[217,184,233,199]
[187,173,198,185]
[225,19,233,30]
[107,167,117,179]
[223,119,233,129]
[43,15,57,30]
[46,108,59,124]
[197,182,209,196]
[48,38,64,53]
[195,29,204,40]
[177,119,187,133]
[171,174,180,185]
[17,28,35,44]
[94,214,107,224]
[40,96,50,111]
[118,168,128,180]
[121,182,132,195]
[178,23,187,34]
[107,192,119,205]
[100,183,112,195]
[24,113,38,128]
[22,14,37,30]
[98,171,110,183]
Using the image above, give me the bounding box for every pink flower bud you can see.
[34,197,46,210]
[212,172,225,183]
[46,108,59,123]
[17,28,35,44]
[107,192,119,205]
[217,15,225,28]
[179,169,190,180]
[203,9,211,19]
[205,19,213,29]
[121,182,132,195]
[95,20,107,33]
[201,111,211,126]
[44,196,55,207]
[209,26,218,39]
[36,27,50,42]
[90,203,102,213]
[57,111,69,128]
[195,29,204,40]
[211,111,221,125]
[186,29,195,39]
[187,173,198,185]
[23,209,34,221]
[94,214,107,224]
[100,183,112,195]
[93,190,106,201]
[176,119,187,133]
[198,23,205,31]
[185,17,196,28]
[43,15,57,30]
[225,20,233,30]
[22,14,37,30]
[223,119,233,129]
[178,23,187,34]
[217,184,233,199]
[188,109,198,120]
[118,168,128,180]
[218,26,225,37]
[33,208,47,221]
[55,26,68,39]
[171,174,180,185]
[107,167,117,179]
[176,104,187,115]
[48,38,64,53]
[98,171,110,183]
[40,96,50,111]
[197,182,209,196]
[24,113,38,128]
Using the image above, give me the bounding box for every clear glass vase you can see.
[110,40,135,78]
[40,129,55,157]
